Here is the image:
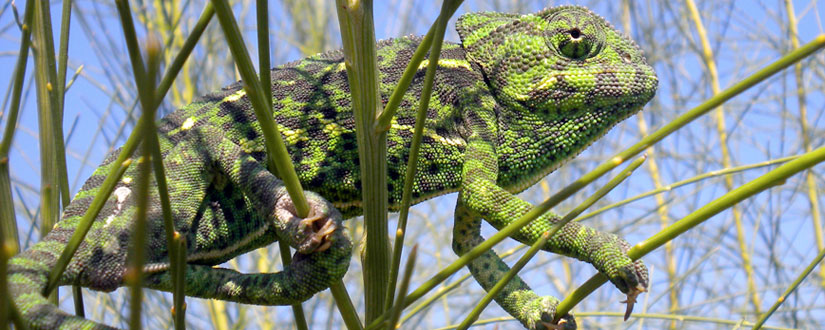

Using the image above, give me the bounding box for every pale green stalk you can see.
[437,313,796,330]
[577,155,798,222]
[783,0,824,290]
[0,0,36,252]
[172,234,187,329]
[32,0,62,304]
[212,2,360,327]
[111,2,164,324]
[388,245,418,330]
[210,0,310,217]
[752,246,825,329]
[335,0,389,322]
[385,0,458,311]
[255,0,308,327]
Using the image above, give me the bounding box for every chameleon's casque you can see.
[9,5,656,330]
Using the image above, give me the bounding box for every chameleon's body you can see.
[8,6,656,330]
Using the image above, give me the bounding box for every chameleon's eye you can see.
[545,9,605,60]
[559,28,591,59]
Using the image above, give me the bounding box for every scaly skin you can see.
[7,5,656,329]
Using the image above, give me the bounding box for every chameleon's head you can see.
[457,5,657,116]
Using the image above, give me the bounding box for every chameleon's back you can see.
[158,36,476,218]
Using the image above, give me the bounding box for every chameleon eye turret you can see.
[544,7,605,60]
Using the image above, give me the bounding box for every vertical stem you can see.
[0,0,36,253]
[684,0,761,315]
[621,1,677,327]
[52,0,84,316]
[32,0,61,304]
[334,0,388,322]
[783,0,824,289]
[385,0,455,310]
[257,1,307,327]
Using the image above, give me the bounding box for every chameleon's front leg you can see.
[456,104,647,328]
[453,201,576,330]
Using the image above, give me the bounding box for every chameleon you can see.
[7,5,657,330]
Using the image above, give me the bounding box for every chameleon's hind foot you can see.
[518,295,576,330]
[540,317,576,330]
[275,191,342,254]
[299,213,336,252]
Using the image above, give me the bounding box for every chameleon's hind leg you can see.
[161,124,344,255]
[453,199,576,330]
[143,124,352,302]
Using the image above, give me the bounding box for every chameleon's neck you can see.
[494,104,641,193]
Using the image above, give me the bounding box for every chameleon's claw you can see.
[540,317,575,330]
[296,213,337,253]
[619,284,647,321]
[277,192,342,254]
[303,218,336,252]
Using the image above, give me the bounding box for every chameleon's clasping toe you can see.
[300,216,336,252]
[620,284,647,321]
[540,314,576,330]
[276,192,342,254]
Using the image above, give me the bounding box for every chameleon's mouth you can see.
[516,70,657,116]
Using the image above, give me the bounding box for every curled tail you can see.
[8,226,117,330]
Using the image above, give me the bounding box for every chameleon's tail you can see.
[7,227,116,330]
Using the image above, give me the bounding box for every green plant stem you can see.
[154,2,215,106]
[555,144,825,320]
[0,0,35,253]
[53,0,72,209]
[255,1,307,327]
[385,0,457,312]
[210,0,310,217]
[577,155,798,222]
[212,2,362,327]
[172,234,187,329]
[330,281,364,330]
[373,0,462,132]
[436,313,796,330]
[127,127,153,330]
[752,246,825,329]
[112,10,162,326]
[0,3,32,314]
[334,0,390,322]
[458,156,646,329]
[32,0,62,304]
[388,244,418,330]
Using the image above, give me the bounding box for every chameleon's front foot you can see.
[275,190,342,254]
[616,261,648,320]
[601,253,648,320]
